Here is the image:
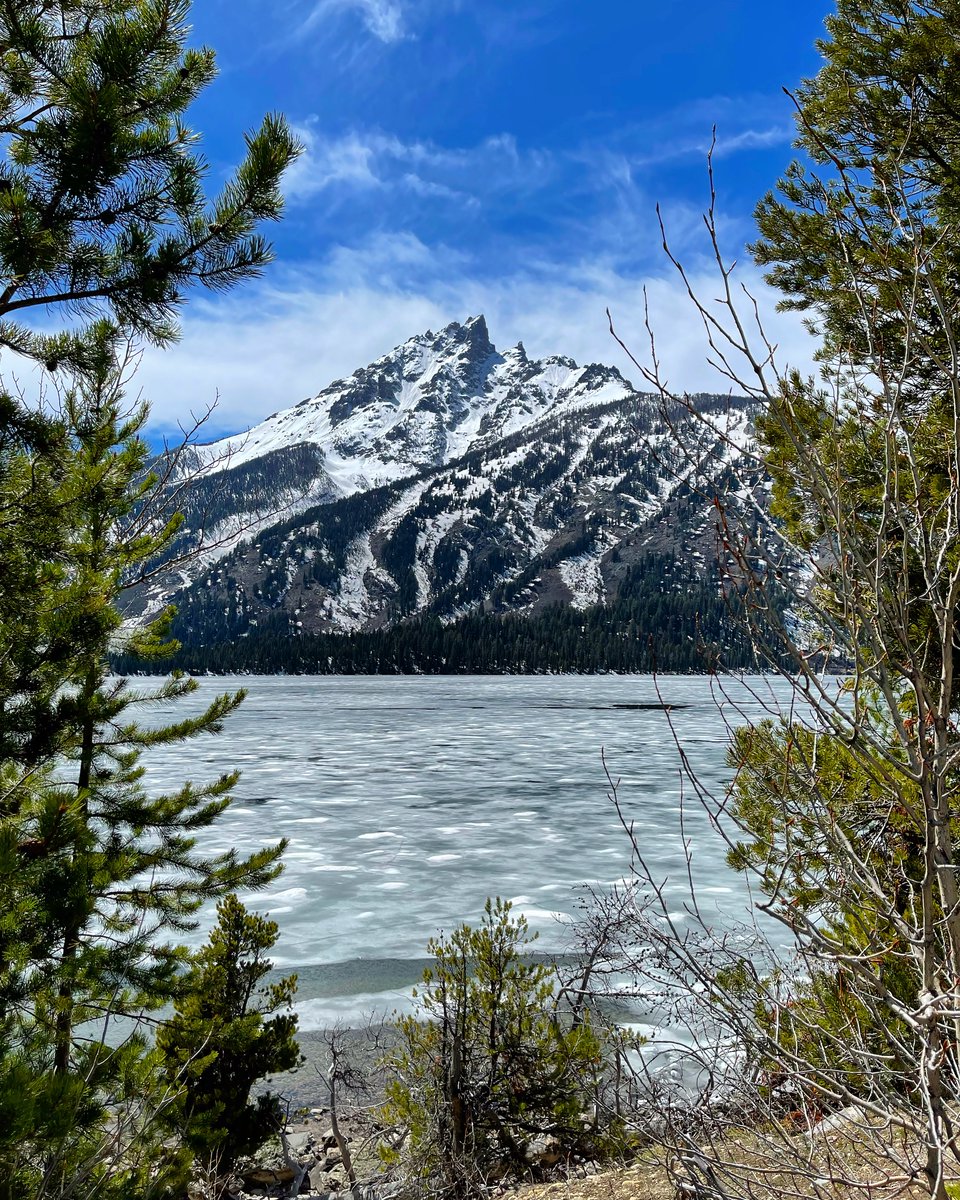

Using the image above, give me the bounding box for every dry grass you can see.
[517,1156,674,1200]
[513,1113,954,1200]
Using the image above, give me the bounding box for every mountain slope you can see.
[129,317,767,661]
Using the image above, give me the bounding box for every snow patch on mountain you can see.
[559,552,607,610]
[326,535,378,631]
[187,316,636,504]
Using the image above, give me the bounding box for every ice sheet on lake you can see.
[137,674,799,1016]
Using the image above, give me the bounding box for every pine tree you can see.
[156,894,301,1180]
[0,0,299,373]
[382,899,611,1197]
[0,333,288,1195]
[754,0,960,390]
[0,2,300,1188]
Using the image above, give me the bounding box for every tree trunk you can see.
[53,662,97,1076]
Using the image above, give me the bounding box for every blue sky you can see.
[136,0,834,436]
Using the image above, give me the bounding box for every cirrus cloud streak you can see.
[136,230,816,441]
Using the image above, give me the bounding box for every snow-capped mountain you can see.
[195,315,627,491]
[137,316,761,646]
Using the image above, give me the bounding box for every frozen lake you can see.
[140,674,792,1027]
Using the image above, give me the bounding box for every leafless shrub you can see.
[592,81,960,1200]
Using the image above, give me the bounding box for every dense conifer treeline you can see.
[115,554,776,675]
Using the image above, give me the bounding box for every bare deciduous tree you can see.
[594,6,960,1198]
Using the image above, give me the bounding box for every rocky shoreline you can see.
[225,1025,396,1200]
[225,1112,387,1200]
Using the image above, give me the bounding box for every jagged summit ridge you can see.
[133,316,759,644]
[193,316,633,497]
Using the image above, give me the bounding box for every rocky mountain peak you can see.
[399,314,495,365]
[460,312,492,345]
[503,340,528,364]
[136,316,762,651]
[183,316,644,513]
[436,312,490,341]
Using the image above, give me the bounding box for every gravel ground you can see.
[264,1025,397,1117]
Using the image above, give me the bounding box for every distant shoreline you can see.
[110,665,758,678]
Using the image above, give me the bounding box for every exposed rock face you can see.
[131,317,761,644]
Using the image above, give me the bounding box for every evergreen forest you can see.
[119,553,773,675]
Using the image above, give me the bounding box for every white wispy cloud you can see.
[134,230,817,439]
[303,0,408,43]
[280,114,791,253]
[284,129,384,196]
[284,124,548,206]
[713,125,795,156]
[598,93,795,170]
[624,123,793,170]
